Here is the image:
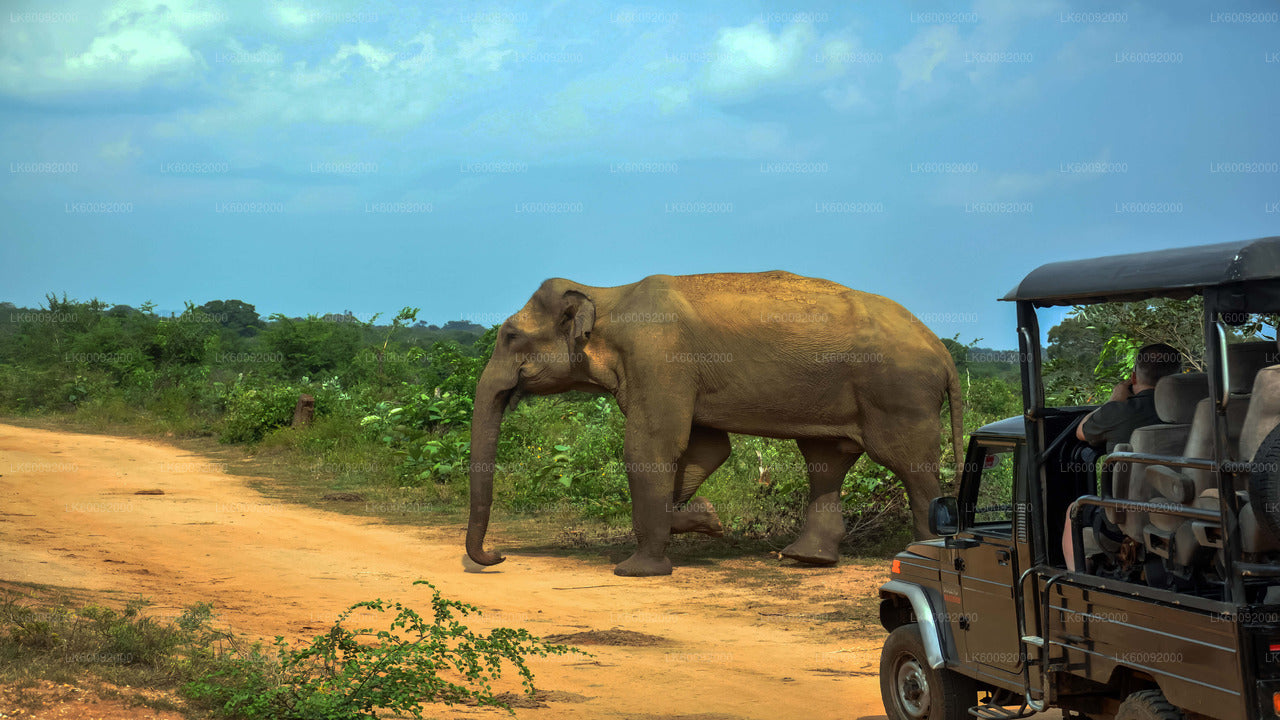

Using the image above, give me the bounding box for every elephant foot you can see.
[780,537,840,566]
[671,498,725,537]
[614,552,673,577]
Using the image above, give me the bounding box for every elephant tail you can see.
[947,365,964,482]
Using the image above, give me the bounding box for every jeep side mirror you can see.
[929,496,960,537]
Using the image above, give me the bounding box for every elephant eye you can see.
[505,332,518,343]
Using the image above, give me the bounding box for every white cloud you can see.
[0,0,213,97]
[654,84,690,114]
[271,4,312,29]
[456,19,518,72]
[986,171,1054,198]
[334,39,396,71]
[176,20,519,133]
[66,26,197,74]
[532,93,591,138]
[396,33,437,71]
[894,0,1061,96]
[894,26,957,91]
[701,21,814,99]
[102,0,227,32]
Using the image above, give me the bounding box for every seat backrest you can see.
[1228,340,1280,394]
[1154,372,1210,425]
[1119,373,1208,539]
[1123,425,1194,539]
[1183,396,1254,495]
[1183,344,1280,559]
[1241,364,1280,462]
[1171,344,1276,497]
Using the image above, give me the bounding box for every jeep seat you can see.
[1118,372,1209,542]
[1150,343,1280,566]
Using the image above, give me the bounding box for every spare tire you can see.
[1247,422,1280,542]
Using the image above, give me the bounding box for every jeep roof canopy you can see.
[1000,235,1280,307]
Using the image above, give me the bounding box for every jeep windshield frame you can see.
[999,236,1280,604]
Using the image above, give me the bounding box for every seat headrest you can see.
[1155,372,1209,424]
[1228,341,1280,394]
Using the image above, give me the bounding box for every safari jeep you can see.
[879,237,1280,720]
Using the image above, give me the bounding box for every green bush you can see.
[359,386,475,485]
[495,396,631,520]
[183,581,582,719]
[0,365,68,411]
[2,583,578,720]
[221,382,304,443]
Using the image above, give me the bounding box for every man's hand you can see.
[1108,380,1134,402]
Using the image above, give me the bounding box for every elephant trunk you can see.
[466,362,517,567]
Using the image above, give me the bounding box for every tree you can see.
[1072,297,1206,372]
[261,314,363,379]
[940,337,969,374]
[198,299,263,337]
[442,320,484,333]
[1042,296,1276,404]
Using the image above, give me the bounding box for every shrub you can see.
[360,387,475,485]
[0,590,231,684]
[2,583,581,720]
[183,581,582,719]
[496,396,630,520]
[221,382,303,443]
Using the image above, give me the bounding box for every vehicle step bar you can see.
[1019,571,1068,712]
[968,702,1036,719]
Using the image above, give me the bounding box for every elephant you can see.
[466,271,963,577]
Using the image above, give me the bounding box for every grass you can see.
[0,580,221,714]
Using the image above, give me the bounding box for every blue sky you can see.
[2,0,1278,347]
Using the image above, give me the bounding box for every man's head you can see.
[1133,343,1183,387]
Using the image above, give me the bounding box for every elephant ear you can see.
[561,290,595,346]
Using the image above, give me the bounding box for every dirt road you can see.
[0,423,914,719]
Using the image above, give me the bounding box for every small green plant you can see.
[185,580,583,719]
[221,381,302,443]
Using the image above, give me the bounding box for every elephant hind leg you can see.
[781,438,861,565]
[670,426,731,536]
[864,416,946,541]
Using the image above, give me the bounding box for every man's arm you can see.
[1075,380,1136,443]
[1075,413,1092,442]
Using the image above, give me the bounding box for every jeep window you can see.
[971,444,1017,531]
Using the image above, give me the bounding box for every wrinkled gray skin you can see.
[467,271,962,577]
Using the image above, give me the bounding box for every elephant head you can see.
[466,280,598,567]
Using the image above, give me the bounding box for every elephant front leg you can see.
[671,496,724,536]
[781,438,860,566]
[615,424,683,577]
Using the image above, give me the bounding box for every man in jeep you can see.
[1064,343,1183,569]
[1074,343,1183,451]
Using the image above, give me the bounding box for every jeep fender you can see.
[879,580,952,669]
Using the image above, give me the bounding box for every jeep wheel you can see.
[880,623,974,720]
[1116,689,1186,719]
